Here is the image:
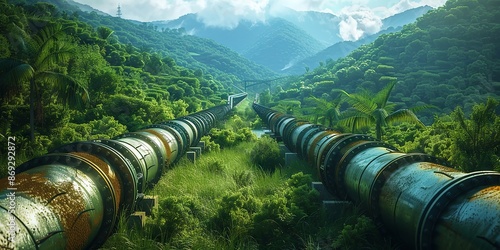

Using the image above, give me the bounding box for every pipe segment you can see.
[252,102,500,250]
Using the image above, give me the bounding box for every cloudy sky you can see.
[73,0,447,40]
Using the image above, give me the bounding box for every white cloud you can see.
[196,0,270,29]
[338,5,382,41]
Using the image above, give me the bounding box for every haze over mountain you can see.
[284,5,433,74]
[155,6,433,73]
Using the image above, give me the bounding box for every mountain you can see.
[156,6,433,75]
[283,6,434,75]
[241,18,325,72]
[381,5,433,30]
[153,15,325,72]
[268,8,342,47]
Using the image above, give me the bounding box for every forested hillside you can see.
[271,0,499,117]
[9,0,278,82]
[159,7,433,75]
[156,15,325,72]
[242,18,324,71]
[0,0,241,159]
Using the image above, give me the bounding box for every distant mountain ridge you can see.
[154,6,433,74]
[284,6,434,74]
[153,15,325,72]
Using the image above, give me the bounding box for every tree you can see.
[305,95,341,127]
[96,26,114,40]
[0,23,88,142]
[450,98,500,172]
[335,80,429,140]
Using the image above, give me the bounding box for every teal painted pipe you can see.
[252,102,500,250]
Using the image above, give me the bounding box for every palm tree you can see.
[335,80,430,140]
[304,96,342,127]
[0,23,88,142]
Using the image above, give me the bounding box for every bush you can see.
[209,127,255,148]
[232,170,254,188]
[210,188,261,239]
[200,135,220,153]
[251,173,321,249]
[206,159,226,175]
[249,136,282,172]
[285,172,320,215]
[209,128,240,148]
[155,196,204,243]
[332,215,382,249]
[252,195,296,248]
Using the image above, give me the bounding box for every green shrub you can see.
[332,215,382,250]
[251,173,320,249]
[236,127,257,142]
[252,194,296,248]
[285,172,320,215]
[154,195,205,245]
[209,128,239,148]
[232,170,254,188]
[200,135,220,153]
[206,159,226,175]
[249,136,282,172]
[210,188,261,239]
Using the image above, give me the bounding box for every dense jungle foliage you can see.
[7,0,278,82]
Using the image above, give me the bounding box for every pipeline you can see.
[252,103,500,250]
[0,93,247,250]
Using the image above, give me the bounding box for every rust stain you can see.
[71,152,121,211]
[2,170,94,250]
[418,162,457,172]
[468,186,500,202]
[144,129,171,165]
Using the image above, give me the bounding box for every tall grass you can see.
[101,136,397,249]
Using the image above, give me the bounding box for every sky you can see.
[73,0,448,41]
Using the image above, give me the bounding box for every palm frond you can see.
[374,80,396,108]
[333,88,377,118]
[38,71,89,108]
[372,108,389,127]
[0,59,34,98]
[33,23,65,50]
[348,94,377,115]
[386,109,425,128]
[35,39,75,71]
[339,114,374,133]
[8,24,37,57]
[331,89,351,98]
[409,104,438,113]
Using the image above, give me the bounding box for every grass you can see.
[99,136,398,249]
[100,140,308,249]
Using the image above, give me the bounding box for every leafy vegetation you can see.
[267,0,499,125]
[101,138,394,249]
[249,135,283,172]
[335,80,430,140]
